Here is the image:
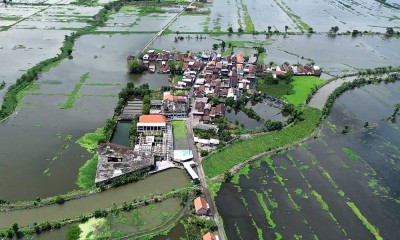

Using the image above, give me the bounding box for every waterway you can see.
[0,168,189,228]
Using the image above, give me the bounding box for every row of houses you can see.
[150,91,189,118]
[258,64,322,77]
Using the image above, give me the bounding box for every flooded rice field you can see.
[0,168,189,228]
[0,33,154,201]
[96,5,179,33]
[216,81,400,239]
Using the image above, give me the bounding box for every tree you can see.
[351,29,359,37]
[238,27,243,33]
[386,27,394,35]
[364,121,369,128]
[128,59,147,74]
[176,31,180,35]
[55,195,65,204]
[12,223,19,234]
[212,43,218,50]
[227,26,233,33]
[331,26,339,34]
[308,27,314,33]
[221,40,226,49]
[268,26,271,33]
[285,25,288,32]
[282,103,295,114]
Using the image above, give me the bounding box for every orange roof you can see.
[203,232,217,240]
[194,197,208,212]
[236,53,245,63]
[139,115,166,123]
[163,93,174,101]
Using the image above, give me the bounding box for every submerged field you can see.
[216,81,400,239]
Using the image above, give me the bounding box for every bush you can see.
[55,195,65,204]
[66,224,81,240]
[128,59,147,74]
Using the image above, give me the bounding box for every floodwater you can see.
[309,76,357,109]
[111,121,132,146]
[216,81,400,239]
[150,223,186,240]
[225,108,264,132]
[150,34,400,76]
[0,34,156,201]
[0,168,189,228]
[225,102,287,132]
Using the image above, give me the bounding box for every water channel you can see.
[0,168,189,228]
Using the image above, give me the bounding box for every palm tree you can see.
[268,26,271,33]
[285,26,288,33]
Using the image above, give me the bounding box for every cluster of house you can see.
[258,64,322,77]
[194,196,219,240]
[150,91,189,118]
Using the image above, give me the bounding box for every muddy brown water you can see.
[0,168,189,228]
[216,81,400,239]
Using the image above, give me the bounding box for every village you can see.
[92,48,322,240]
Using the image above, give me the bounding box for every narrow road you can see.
[186,108,226,240]
[139,0,197,55]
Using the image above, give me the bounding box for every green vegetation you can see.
[342,147,360,161]
[67,224,82,240]
[285,76,325,106]
[59,72,90,109]
[256,80,294,98]
[76,128,106,153]
[295,188,303,195]
[77,154,98,190]
[209,181,222,199]
[311,190,329,212]
[275,232,283,240]
[231,165,250,184]
[41,59,63,73]
[368,179,377,188]
[253,191,276,229]
[172,120,187,140]
[346,202,383,240]
[203,107,321,178]
[251,219,263,240]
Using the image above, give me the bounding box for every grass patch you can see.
[368,179,377,188]
[76,153,98,190]
[76,128,105,152]
[342,147,360,161]
[209,181,222,199]
[256,79,294,98]
[59,72,90,109]
[231,164,250,184]
[251,219,264,240]
[295,188,303,195]
[203,107,321,178]
[41,58,63,73]
[284,76,325,106]
[172,120,188,149]
[253,190,276,229]
[347,202,383,240]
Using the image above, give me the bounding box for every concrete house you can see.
[194,196,210,215]
[137,115,167,134]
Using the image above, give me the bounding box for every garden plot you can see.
[172,120,189,150]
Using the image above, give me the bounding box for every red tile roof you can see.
[139,115,166,123]
[194,197,208,212]
[203,232,217,240]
